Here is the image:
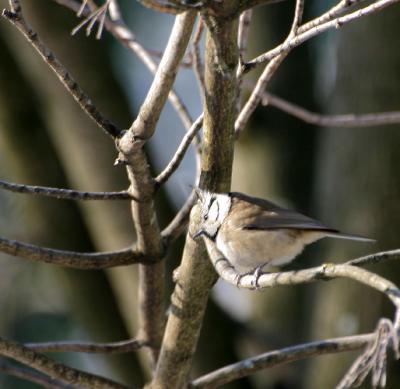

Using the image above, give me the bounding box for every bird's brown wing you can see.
[229,192,338,232]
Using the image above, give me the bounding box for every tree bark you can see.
[150,5,240,388]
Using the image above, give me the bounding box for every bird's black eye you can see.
[204,214,208,221]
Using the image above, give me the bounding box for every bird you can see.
[192,190,374,282]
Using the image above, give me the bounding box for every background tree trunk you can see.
[305,7,400,388]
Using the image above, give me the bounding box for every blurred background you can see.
[0,0,399,388]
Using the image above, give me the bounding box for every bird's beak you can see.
[192,229,205,240]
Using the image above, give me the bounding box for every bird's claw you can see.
[235,265,266,290]
[235,273,245,288]
[251,265,267,290]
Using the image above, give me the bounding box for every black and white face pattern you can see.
[195,190,232,240]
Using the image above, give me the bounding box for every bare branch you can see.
[191,18,205,105]
[328,265,400,310]
[155,114,203,186]
[236,56,283,134]
[298,0,365,35]
[115,11,197,369]
[0,361,71,389]
[151,4,239,386]
[288,0,305,33]
[0,337,128,389]
[238,9,252,63]
[239,0,287,12]
[106,6,194,132]
[236,9,253,111]
[136,0,183,14]
[71,0,111,39]
[191,333,374,388]
[53,0,195,132]
[242,0,400,74]
[235,0,304,135]
[2,0,121,138]
[26,338,149,354]
[202,238,400,386]
[161,188,198,244]
[348,248,400,267]
[338,319,399,389]
[203,238,400,305]
[0,237,158,269]
[139,48,193,67]
[261,92,400,127]
[122,13,197,141]
[236,0,400,134]
[0,179,131,201]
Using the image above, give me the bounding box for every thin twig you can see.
[235,55,283,134]
[161,188,198,244]
[0,179,131,201]
[261,92,400,127]
[0,337,128,389]
[122,12,197,141]
[242,0,400,73]
[26,338,149,354]
[298,0,364,35]
[106,4,194,133]
[0,361,72,389]
[337,319,399,389]
[235,0,304,135]
[328,265,400,309]
[288,0,305,33]
[53,0,195,132]
[2,0,121,138]
[347,248,400,267]
[238,9,252,63]
[136,0,183,14]
[0,237,158,269]
[155,114,203,186]
[240,0,289,12]
[191,333,374,388]
[191,18,205,105]
[71,0,111,39]
[237,9,253,111]
[141,47,193,67]
[108,0,120,20]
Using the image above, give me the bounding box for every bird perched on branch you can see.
[193,190,373,281]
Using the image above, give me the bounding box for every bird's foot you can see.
[235,265,268,290]
[235,272,246,288]
[251,265,268,290]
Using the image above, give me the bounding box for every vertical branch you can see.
[200,18,238,190]
[118,11,196,371]
[151,4,239,388]
[191,18,205,104]
[238,10,252,63]
[237,9,253,110]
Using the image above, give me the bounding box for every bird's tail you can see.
[324,232,375,242]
